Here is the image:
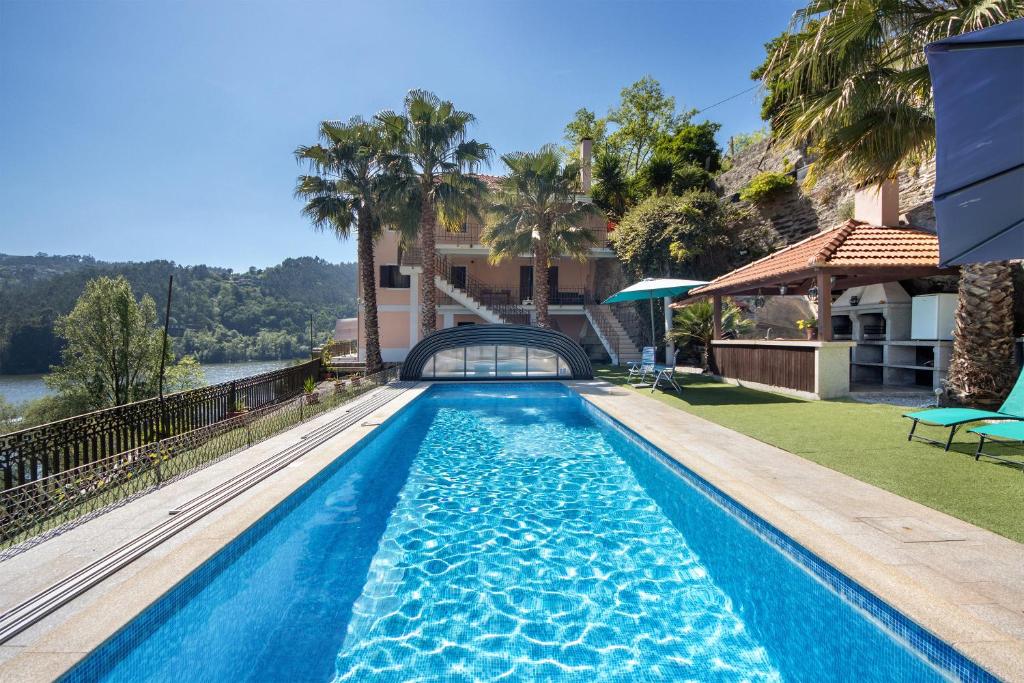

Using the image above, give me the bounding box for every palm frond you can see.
[485,144,601,264]
[761,0,1022,184]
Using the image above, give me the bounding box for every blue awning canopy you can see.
[926,18,1024,265]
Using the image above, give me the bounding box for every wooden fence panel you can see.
[715,344,816,393]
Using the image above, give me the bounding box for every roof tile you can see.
[692,221,943,296]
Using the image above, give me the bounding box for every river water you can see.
[0,359,304,407]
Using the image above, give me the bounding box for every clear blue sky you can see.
[0,0,802,270]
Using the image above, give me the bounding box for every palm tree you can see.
[669,299,752,374]
[376,90,492,337]
[295,117,405,374]
[591,150,632,220]
[482,145,602,328]
[758,0,1022,407]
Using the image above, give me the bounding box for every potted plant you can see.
[303,377,319,405]
[796,317,818,340]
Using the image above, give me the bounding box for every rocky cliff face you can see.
[716,138,937,246]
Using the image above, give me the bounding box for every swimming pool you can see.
[65,383,991,682]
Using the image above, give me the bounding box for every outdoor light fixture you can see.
[779,285,788,295]
[807,285,819,303]
[753,289,765,309]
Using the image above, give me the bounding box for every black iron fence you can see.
[0,365,400,551]
[0,360,320,490]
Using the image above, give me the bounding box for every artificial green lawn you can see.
[594,366,1024,543]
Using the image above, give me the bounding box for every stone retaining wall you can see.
[717,138,937,246]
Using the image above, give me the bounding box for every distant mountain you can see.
[0,254,358,374]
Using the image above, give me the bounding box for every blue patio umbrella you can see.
[602,278,707,348]
[926,18,1024,265]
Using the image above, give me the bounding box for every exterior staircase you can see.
[584,304,642,366]
[609,304,649,351]
[434,254,531,325]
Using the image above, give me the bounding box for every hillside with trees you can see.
[0,254,358,374]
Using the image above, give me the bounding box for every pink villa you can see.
[356,143,643,365]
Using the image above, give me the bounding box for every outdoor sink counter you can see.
[711,339,856,400]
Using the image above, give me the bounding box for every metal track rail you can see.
[0,382,416,645]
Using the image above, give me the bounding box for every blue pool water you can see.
[66,384,988,682]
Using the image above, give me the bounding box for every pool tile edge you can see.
[566,380,1024,683]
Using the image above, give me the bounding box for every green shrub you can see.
[739,171,796,204]
[838,198,855,220]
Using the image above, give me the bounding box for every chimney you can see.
[853,179,899,226]
[580,137,593,194]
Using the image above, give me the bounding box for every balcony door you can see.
[519,266,533,302]
[519,265,558,303]
[449,265,467,290]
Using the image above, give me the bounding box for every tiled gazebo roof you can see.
[691,221,951,297]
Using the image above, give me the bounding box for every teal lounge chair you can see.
[969,422,1024,470]
[904,371,1024,450]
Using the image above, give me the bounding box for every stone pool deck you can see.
[0,379,1021,681]
[571,379,1024,682]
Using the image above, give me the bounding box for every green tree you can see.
[377,90,492,336]
[482,145,602,328]
[46,276,202,410]
[636,154,676,197]
[759,0,1017,184]
[295,117,405,373]
[727,128,769,158]
[562,79,721,217]
[655,120,722,173]
[634,155,713,198]
[591,151,633,220]
[611,191,776,281]
[0,254,357,373]
[669,299,753,373]
[562,108,608,160]
[0,397,19,435]
[606,76,682,175]
[755,0,1022,407]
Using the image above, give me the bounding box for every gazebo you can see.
[686,218,956,399]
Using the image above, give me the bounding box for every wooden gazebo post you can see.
[816,270,832,342]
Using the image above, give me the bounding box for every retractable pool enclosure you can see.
[400,324,594,381]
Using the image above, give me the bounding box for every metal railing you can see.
[549,288,589,306]
[610,304,650,348]
[0,365,400,551]
[437,254,531,324]
[435,222,485,246]
[0,360,320,490]
[317,340,357,358]
[584,302,623,363]
[443,283,591,308]
[403,220,610,256]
